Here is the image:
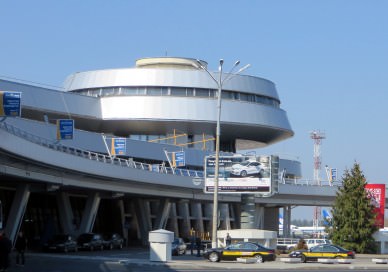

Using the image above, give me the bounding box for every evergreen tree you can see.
[327,163,378,253]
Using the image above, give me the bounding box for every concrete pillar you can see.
[240,194,256,229]
[255,205,265,229]
[219,203,231,230]
[56,192,75,235]
[5,184,30,244]
[283,206,292,237]
[190,202,204,234]
[78,192,100,234]
[117,199,127,244]
[154,198,171,230]
[134,198,152,245]
[169,202,179,236]
[263,207,279,231]
[177,200,191,236]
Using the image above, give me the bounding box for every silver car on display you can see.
[231,160,263,177]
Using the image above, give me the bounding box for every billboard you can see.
[0,91,21,117]
[365,183,385,228]
[204,155,279,196]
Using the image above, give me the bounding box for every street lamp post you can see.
[196,59,250,248]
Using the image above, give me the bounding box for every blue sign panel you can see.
[173,151,185,167]
[331,168,337,181]
[0,91,21,117]
[56,119,74,140]
[111,138,126,156]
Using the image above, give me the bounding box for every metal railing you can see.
[0,121,203,178]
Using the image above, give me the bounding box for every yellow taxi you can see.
[289,244,355,262]
[203,242,276,263]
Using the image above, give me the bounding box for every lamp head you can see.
[219,59,224,66]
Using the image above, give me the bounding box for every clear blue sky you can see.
[1,1,387,220]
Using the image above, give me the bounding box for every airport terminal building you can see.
[0,57,300,246]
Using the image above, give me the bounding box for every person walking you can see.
[0,230,12,272]
[225,233,232,246]
[15,231,27,266]
[195,235,202,257]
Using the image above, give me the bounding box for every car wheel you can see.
[208,252,220,262]
[301,254,307,263]
[241,170,247,177]
[254,254,264,263]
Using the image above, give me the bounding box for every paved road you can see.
[4,248,388,272]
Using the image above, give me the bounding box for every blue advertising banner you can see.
[56,119,74,140]
[172,151,185,167]
[0,91,21,117]
[111,138,126,156]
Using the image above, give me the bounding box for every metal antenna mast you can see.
[310,130,325,234]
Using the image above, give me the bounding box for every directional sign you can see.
[172,151,185,167]
[56,119,74,140]
[0,91,21,117]
[111,138,126,156]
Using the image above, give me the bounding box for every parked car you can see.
[231,161,263,177]
[77,233,104,251]
[289,244,355,262]
[43,234,78,253]
[305,238,331,248]
[172,237,187,256]
[103,233,124,250]
[203,242,276,263]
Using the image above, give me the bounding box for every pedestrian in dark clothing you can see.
[0,231,12,272]
[15,231,27,266]
[190,233,195,255]
[225,233,232,246]
[195,236,201,257]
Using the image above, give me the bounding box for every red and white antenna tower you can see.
[310,130,325,233]
[310,130,325,185]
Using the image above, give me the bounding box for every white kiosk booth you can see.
[149,229,174,262]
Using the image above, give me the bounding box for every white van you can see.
[305,238,331,248]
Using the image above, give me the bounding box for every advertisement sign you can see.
[204,155,277,195]
[365,183,385,228]
[111,138,126,156]
[172,151,185,167]
[0,91,21,117]
[56,119,74,140]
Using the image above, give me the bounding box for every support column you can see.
[57,192,75,235]
[134,198,151,246]
[190,202,204,234]
[154,198,171,230]
[283,206,292,237]
[169,203,179,236]
[5,184,30,244]
[263,207,279,231]
[219,203,231,230]
[177,200,191,236]
[240,194,256,229]
[117,199,127,244]
[78,192,100,234]
[254,205,265,229]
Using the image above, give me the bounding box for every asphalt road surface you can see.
[4,248,388,272]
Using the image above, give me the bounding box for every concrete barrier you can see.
[279,257,301,263]
[372,258,388,264]
[236,258,257,264]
